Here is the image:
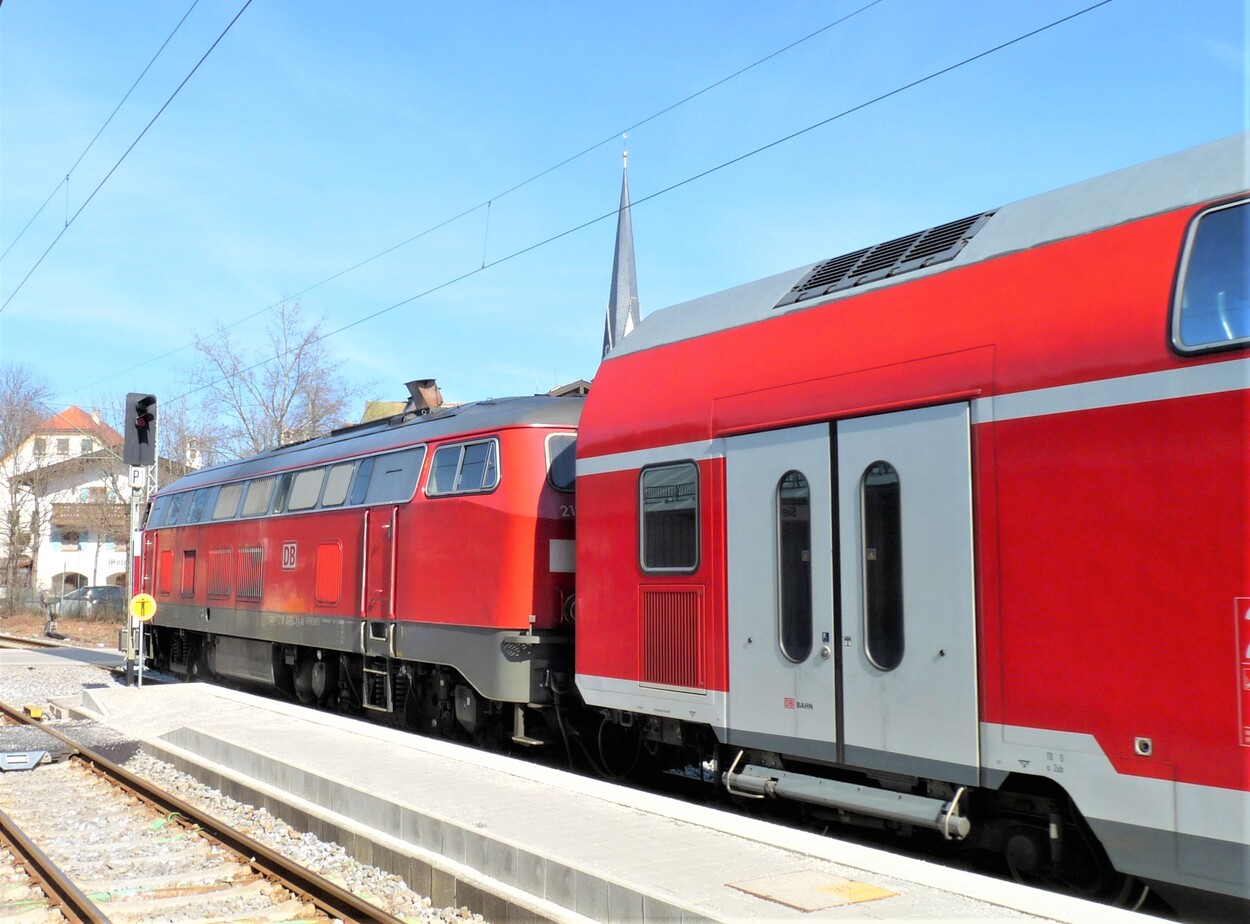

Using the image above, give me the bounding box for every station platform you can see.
[67,682,1149,923]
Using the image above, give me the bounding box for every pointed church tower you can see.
[602,151,641,358]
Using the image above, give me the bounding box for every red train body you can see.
[143,135,1248,913]
[141,395,579,728]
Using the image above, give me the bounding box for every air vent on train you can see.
[774,210,995,309]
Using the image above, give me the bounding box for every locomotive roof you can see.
[158,394,582,494]
[609,133,1248,359]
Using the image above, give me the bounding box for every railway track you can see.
[0,700,407,923]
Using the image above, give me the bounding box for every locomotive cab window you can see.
[547,433,576,492]
[146,494,170,528]
[362,446,426,504]
[1174,200,1249,353]
[185,488,211,524]
[863,461,904,671]
[778,471,813,662]
[640,462,699,572]
[427,440,498,496]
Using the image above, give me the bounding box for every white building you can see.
[0,406,130,595]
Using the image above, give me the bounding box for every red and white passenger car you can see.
[574,134,1248,910]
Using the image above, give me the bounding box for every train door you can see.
[361,505,397,657]
[837,402,979,784]
[726,423,837,759]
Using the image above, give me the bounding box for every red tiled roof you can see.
[34,406,123,446]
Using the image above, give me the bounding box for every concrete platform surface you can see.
[70,682,1150,923]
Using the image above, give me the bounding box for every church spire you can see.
[602,149,640,359]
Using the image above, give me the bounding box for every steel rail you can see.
[0,698,409,924]
[0,801,105,923]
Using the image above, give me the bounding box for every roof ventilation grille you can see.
[775,210,995,309]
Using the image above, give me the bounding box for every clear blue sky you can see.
[0,0,1245,422]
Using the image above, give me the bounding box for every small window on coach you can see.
[777,470,813,663]
[1173,200,1250,353]
[862,461,904,672]
[639,463,699,573]
[427,440,498,496]
[547,433,576,492]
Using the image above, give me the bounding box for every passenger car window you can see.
[777,471,813,663]
[862,461,903,671]
[1174,200,1249,352]
[640,463,699,572]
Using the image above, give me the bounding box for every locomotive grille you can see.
[236,547,263,599]
[775,210,995,308]
[208,548,232,597]
[641,586,704,690]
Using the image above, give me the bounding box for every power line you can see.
[55,0,891,399]
[169,0,1115,407]
[0,0,253,315]
[0,0,203,264]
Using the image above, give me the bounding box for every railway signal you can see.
[123,392,157,466]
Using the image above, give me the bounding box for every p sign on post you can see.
[129,594,157,687]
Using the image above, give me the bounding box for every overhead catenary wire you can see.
[0,0,204,264]
[55,0,893,399]
[165,0,1115,408]
[0,0,253,315]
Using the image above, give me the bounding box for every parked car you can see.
[47,585,125,618]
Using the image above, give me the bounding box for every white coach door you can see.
[837,403,979,784]
[726,424,837,757]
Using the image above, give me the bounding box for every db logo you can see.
[784,697,797,709]
[281,542,298,570]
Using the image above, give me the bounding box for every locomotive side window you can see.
[288,468,325,511]
[640,462,699,572]
[241,476,276,517]
[321,462,355,507]
[427,440,498,496]
[212,483,244,520]
[862,461,904,671]
[271,473,293,513]
[349,457,375,505]
[362,446,426,504]
[547,433,576,492]
[777,470,813,663]
[1174,200,1249,352]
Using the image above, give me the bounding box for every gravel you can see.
[2,662,490,924]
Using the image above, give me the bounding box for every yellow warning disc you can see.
[129,593,157,621]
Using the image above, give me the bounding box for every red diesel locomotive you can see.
[142,134,1248,913]
[141,387,580,742]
